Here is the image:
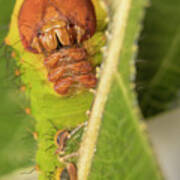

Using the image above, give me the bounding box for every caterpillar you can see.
[6,0,107,179]
[18,0,97,95]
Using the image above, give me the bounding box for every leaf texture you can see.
[136,0,180,117]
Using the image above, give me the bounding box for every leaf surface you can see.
[78,0,162,179]
[136,0,180,117]
[0,0,36,176]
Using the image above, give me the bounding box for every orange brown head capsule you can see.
[18,0,97,95]
[18,0,96,53]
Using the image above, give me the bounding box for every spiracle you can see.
[18,0,97,95]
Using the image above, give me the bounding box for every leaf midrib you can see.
[77,1,132,179]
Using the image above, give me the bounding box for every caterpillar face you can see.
[18,0,97,95]
[18,0,96,53]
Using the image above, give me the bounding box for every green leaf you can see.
[0,0,36,176]
[78,0,162,179]
[136,0,180,117]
